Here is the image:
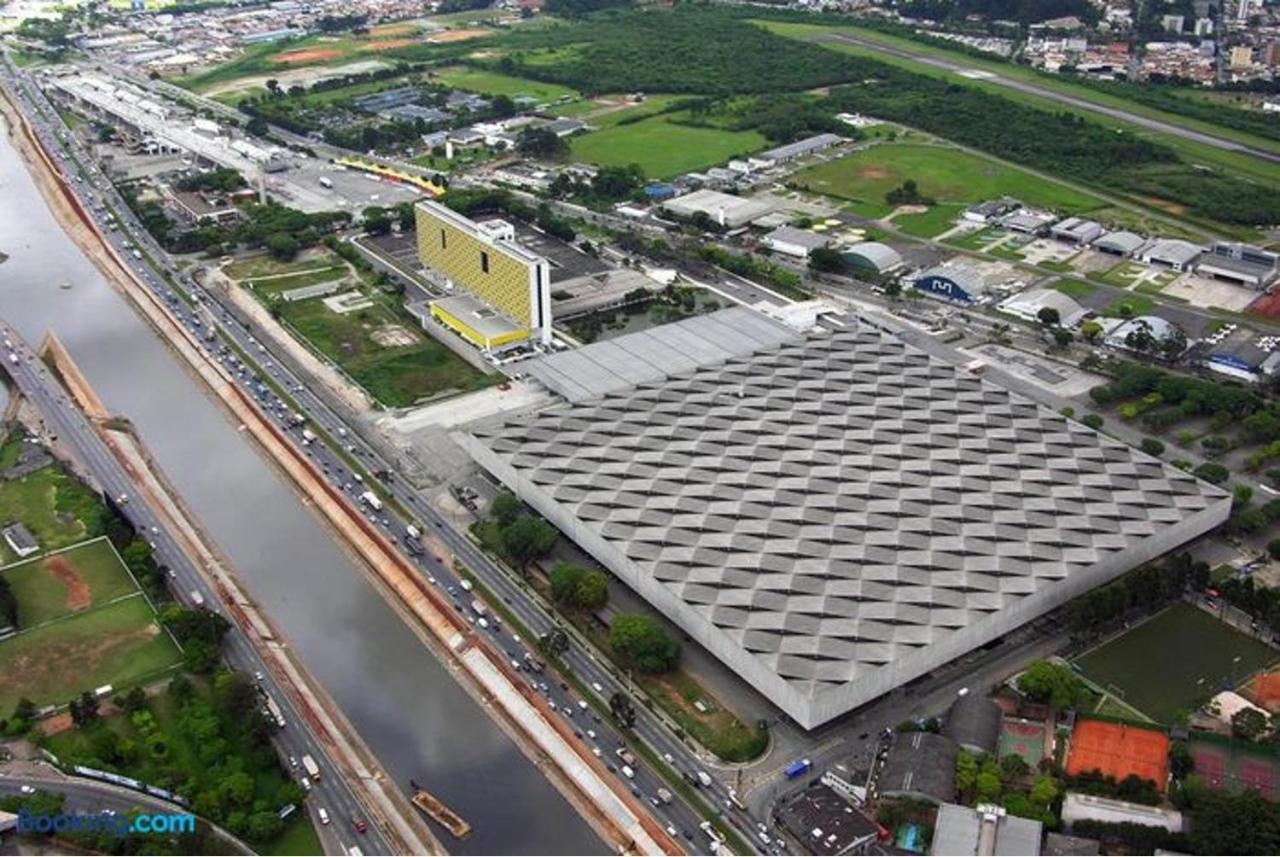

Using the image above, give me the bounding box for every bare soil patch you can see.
[272,48,345,66]
[44,554,91,613]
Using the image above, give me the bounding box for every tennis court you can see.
[1189,739,1280,800]
[999,719,1046,766]
[1065,719,1170,789]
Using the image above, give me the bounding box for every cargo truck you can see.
[360,491,383,512]
[302,754,321,780]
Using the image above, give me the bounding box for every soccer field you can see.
[791,142,1103,215]
[0,541,180,711]
[570,114,766,180]
[1,539,138,628]
[1073,603,1279,724]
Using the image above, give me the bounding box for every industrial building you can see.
[776,785,881,856]
[661,189,772,228]
[463,318,1230,728]
[752,133,844,166]
[762,226,830,259]
[415,200,552,349]
[914,262,988,304]
[998,288,1087,327]
[841,242,903,275]
[1061,793,1183,833]
[1092,230,1146,257]
[1103,316,1186,355]
[1196,241,1280,289]
[1202,327,1280,382]
[1049,217,1104,245]
[1140,238,1203,271]
[999,209,1057,234]
[931,803,1043,856]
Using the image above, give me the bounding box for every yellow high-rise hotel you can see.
[415,200,553,350]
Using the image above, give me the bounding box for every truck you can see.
[264,695,286,728]
[656,788,673,805]
[360,491,383,512]
[301,754,321,780]
[784,758,812,780]
[319,176,333,189]
[616,747,637,766]
[471,599,487,617]
[405,523,422,540]
[301,429,316,445]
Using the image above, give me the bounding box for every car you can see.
[587,729,597,739]
[19,785,35,795]
[299,776,312,792]
[289,756,298,768]
[662,752,674,764]
[352,818,368,834]
[318,808,330,826]
[591,682,604,693]
[255,671,264,682]
[577,700,588,711]
[592,746,602,758]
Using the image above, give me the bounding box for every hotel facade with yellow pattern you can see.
[415,200,553,349]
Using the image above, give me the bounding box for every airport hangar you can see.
[461,310,1231,729]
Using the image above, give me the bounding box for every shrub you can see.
[1193,462,1230,484]
[1081,413,1104,430]
[1140,437,1165,457]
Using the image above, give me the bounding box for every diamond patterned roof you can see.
[470,325,1229,722]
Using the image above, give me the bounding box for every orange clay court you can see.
[1243,667,1280,713]
[1066,719,1170,790]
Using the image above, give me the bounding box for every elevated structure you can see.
[415,200,552,349]
[463,321,1230,728]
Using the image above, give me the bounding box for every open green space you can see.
[0,596,180,712]
[263,815,324,856]
[433,66,576,103]
[893,203,965,239]
[1073,602,1278,724]
[0,456,110,564]
[792,143,1103,214]
[246,267,347,296]
[1093,261,1150,288]
[1102,294,1158,318]
[2,539,138,628]
[570,113,766,180]
[1053,279,1098,300]
[948,226,1008,251]
[224,251,342,281]
[279,296,490,407]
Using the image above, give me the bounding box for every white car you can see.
[19,785,35,795]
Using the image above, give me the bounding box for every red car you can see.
[352,819,368,834]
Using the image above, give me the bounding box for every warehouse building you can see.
[842,242,903,275]
[1140,239,1202,272]
[1093,230,1146,257]
[1061,793,1182,833]
[415,200,552,348]
[1049,217,1104,245]
[661,189,772,228]
[999,209,1057,234]
[998,288,1087,327]
[463,318,1231,728]
[752,133,844,166]
[914,262,988,304]
[1203,327,1280,382]
[762,226,830,259]
[1196,241,1280,289]
[931,804,1043,856]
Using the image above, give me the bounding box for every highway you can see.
[810,32,1280,165]
[1,58,752,857]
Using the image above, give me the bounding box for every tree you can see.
[122,687,148,714]
[267,232,299,262]
[1029,775,1058,806]
[575,570,609,611]
[501,516,558,569]
[1170,742,1194,781]
[1232,706,1268,742]
[491,94,516,118]
[1081,413,1104,430]
[808,246,846,275]
[609,691,636,728]
[592,164,644,200]
[1037,306,1061,327]
[539,627,570,657]
[517,126,569,160]
[1052,328,1073,348]
[362,206,392,236]
[1140,437,1165,457]
[0,575,16,629]
[609,614,681,673]
[1018,660,1088,711]
[490,492,522,527]
[220,771,255,809]
[70,691,100,728]
[954,752,978,796]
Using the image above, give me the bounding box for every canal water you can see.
[0,120,602,855]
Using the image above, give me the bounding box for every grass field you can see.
[1073,602,1279,723]
[1053,279,1098,299]
[225,251,342,281]
[893,203,965,238]
[279,297,490,407]
[0,591,180,712]
[433,66,576,103]
[1,539,138,628]
[792,142,1103,215]
[0,454,108,564]
[570,113,766,180]
[1101,294,1158,317]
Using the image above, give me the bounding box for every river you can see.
[0,117,602,855]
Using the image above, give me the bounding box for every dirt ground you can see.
[44,554,91,613]
[428,28,490,43]
[364,39,418,52]
[371,324,418,347]
[272,48,346,66]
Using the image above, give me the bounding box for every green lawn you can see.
[224,251,342,282]
[1094,261,1150,288]
[948,226,1007,251]
[792,142,1103,214]
[1053,279,1098,299]
[1073,602,1278,724]
[570,113,766,180]
[279,297,491,407]
[893,203,964,238]
[262,814,323,856]
[0,461,109,564]
[246,267,347,297]
[0,597,180,712]
[433,66,577,103]
[2,539,138,628]
[1102,294,1158,317]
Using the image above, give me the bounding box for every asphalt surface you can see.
[811,32,1280,165]
[0,66,389,857]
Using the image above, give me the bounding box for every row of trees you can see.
[1064,553,1207,640]
[0,576,16,630]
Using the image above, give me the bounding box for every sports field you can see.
[1065,719,1170,788]
[570,113,766,180]
[433,66,577,103]
[791,143,1103,215]
[1189,738,1280,800]
[1073,603,1279,723]
[0,540,180,711]
[999,718,1046,767]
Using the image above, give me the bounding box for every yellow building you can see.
[415,200,552,348]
